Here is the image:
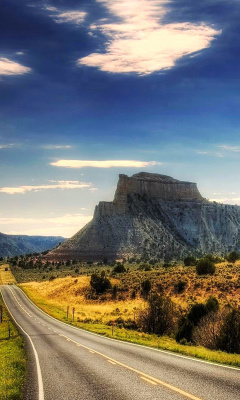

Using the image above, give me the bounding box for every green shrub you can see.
[183,256,196,266]
[141,279,151,298]
[226,251,239,263]
[90,271,112,294]
[138,293,175,336]
[196,258,215,275]
[113,264,126,273]
[188,303,208,325]
[218,308,240,353]
[176,317,194,343]
[206,296,219,313]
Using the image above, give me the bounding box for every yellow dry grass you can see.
[21,275,146,323]
[0,264,16,285]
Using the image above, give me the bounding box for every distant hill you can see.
[47,172,240,261]
[0,232,65,258]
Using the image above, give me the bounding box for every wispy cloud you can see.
[196,150,224,158]
[218,145,240,152]
[42,145,72,150]
[1,214,92,237]
[51,159,160,168]
[0,58,31,76]
[210,197,240,205]
[43,5,87,25]
[0,180,93,195]
[52,11,87,25]
[0,144,15,149]
[78,0,221,75]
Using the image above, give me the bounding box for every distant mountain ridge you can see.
[0,232,65,258]
[47,172,240,261]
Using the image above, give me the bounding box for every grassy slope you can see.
[20,275,240,368]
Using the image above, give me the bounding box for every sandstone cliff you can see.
[47,172,240,261]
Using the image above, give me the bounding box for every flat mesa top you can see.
[127,172,193,185]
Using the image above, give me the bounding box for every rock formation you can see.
[47,172,240,261]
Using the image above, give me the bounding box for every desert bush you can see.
[176,316,194,343]
[131,289,136,299]
[206,296,219,313]
[113,264,126,273]
[174,280,187,294]
[176,302,208,343]
[193,309,227,350]
[226,251,239,263]
[90,271,112,294]
[217,308,240,353]
[188,303,208,325]
[112,284,118,299]
[183,256,196,266]
[138,293,175,336]
[196,258,215,275]
[141,279,151,298]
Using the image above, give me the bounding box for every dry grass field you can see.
[21,275,146,324]
[13,260,240,306]
[0,264,16,285]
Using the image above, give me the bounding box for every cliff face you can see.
[47,172,240,261]
[114,173,203,205]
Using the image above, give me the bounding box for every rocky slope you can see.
[47,172,240,261]
[0,233,65,258]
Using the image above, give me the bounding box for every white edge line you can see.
[16,285,240,372]
[1,287,45,400]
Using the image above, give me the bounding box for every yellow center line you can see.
[141,376,158,386]
[59,334,203,400]
[107,360,116,365]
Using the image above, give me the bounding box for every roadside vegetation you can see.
[0,292,25,400]
[14,251,240,367]
[4,251,240,366]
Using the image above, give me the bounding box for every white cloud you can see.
[197,150,224,158]
[42,144,72,149]
[44,6,58,11]
[78,0,221,75]
[1,214,92,237]
[43,5,87,25]
[0,144,15,149]
[51,159,160,168]
[0,58,31,76]
[210,197,240,205]
[218,145,240,152]
[52,11,87,25]
[0,180,93,195]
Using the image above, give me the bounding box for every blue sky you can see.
[1,0,240,237]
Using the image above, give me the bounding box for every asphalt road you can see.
[1,285,240,400]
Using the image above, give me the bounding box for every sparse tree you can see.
[138,293,176,336]
[193,309,227,349]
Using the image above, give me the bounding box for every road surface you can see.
[1,285,240,400]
